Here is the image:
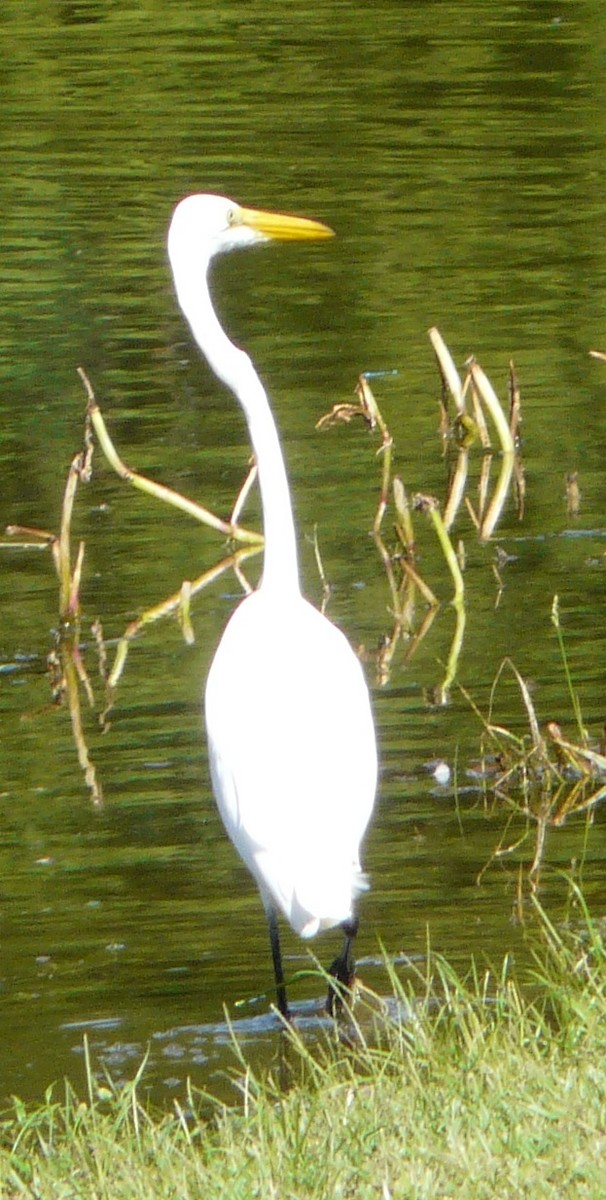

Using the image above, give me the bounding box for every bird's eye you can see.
[226,208,236,227]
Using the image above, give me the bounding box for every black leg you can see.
[326,916,359,1017]
[267,906,290,1020]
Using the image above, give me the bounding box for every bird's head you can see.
[168,193,334,272]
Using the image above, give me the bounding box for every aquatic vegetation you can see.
[465,601,606,891]
[1,332,603,892]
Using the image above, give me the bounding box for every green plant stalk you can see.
[57,455,81,620]
[427,504,465,606]
[374,435,393,536]
[551,595,586,742]
[392,476,415,551]
[372,528,402,617]
[443,448,469,531]
[428,326,465,414]
[440,599,466,698]
[469,381,491,448]
[479,449,515,542]
[355,375,394,537]
[400,558,438,608]
[83,380,263,547]
[61,645,103,806]
[470,362,515,454]
[107,546,261,691]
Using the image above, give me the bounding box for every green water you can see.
[1,0,606,1102]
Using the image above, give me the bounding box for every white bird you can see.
[167,194,377,1018]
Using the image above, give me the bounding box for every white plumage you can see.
[168,194,377,1016]
[206,590,376,938]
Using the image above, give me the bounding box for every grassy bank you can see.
[2,896,605,1199]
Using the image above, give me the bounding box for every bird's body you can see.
[167,193,377,1016]
[206,589,376,939]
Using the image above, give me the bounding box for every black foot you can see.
[326,918,358,1017]
[275,990,292,1023]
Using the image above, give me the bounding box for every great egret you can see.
[167,194,377,1018]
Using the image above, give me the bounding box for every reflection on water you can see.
[63,959,418,1101]
[1,0,606,1104]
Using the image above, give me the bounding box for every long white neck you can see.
[174,262,301,598]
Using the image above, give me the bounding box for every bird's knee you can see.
[342,916,359,940]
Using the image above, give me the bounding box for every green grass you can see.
[2,893,606,1199]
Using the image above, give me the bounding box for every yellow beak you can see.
[236,204,335,242]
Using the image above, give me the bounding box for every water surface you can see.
[1,0,606,1103]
